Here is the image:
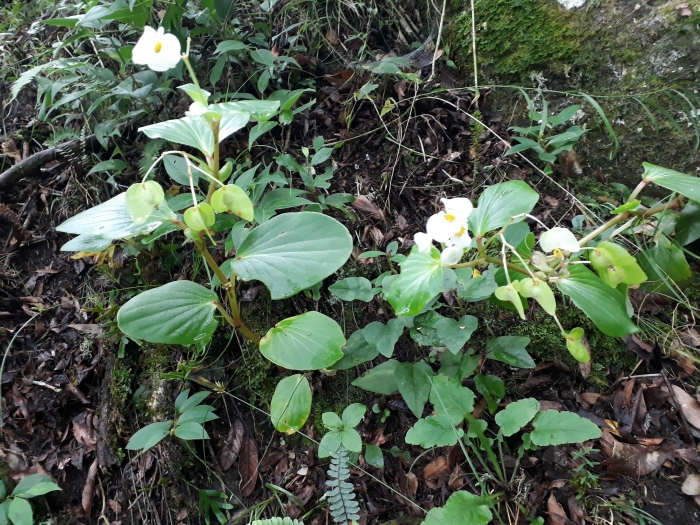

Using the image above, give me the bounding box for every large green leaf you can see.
[329,330,379,370]
[435,315,478,354]
[8,497,32,525]
[386,248,443,316]
[260,311,345,370]
[429,375,475,423]
[117,281,219,345]
[231,212,353,299]
[126,420,173,451]
[485,336,535,368]
[675,201,700,245]
[642,162,700,201]
[139,116,215,156]
[531,410,602,446]
[495,398,540,436]
[469,181,539,237]
[351,359,399,394]
[207,100,280,122]
[56,192,161,240]
[60,233,113,252]
[556,265,638,337]
[270,375,312,434]
[328,277,375,302]
[394,363,432,418]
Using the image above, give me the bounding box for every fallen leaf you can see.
[326,29,339,45]
[405,472,418,497]
[239,437,259,497]
[218,420,244,471]
[422,456,448,479]
[604,438,668,476]
[352,195,384,221]
[547,493,568,525]
[670,385,700,430]
[622,335,654,361]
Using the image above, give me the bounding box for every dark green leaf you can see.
[435,315,478,354]
[394,363,432,418]
[126,421,172,451]
[351,360,399,395]
[329,277,375,302]
[364,445,384,469]
[485,336,535,368]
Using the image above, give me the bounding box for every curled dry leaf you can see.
[352,195,384,221]
[405,472,418,497]
[604,438,669,477]
[239,436,259,498]
[82,459,98,516]
[218,419,244,472]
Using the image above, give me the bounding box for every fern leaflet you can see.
[326,447,360,524]
[250,518,304,525]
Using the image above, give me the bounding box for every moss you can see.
[450,0,582,80]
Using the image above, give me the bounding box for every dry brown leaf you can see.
[239,437,259,497]
[352,196,384,221]
[670,385,700,430]
[218,420,244,471]
[579,393,601,406]
[623,335,654,361]
[405,472,418,497]
[326,29,339,45]
[82,459,98,516]
[547,493,568,525]
[422,456,449,479]
[680,327,700,347]
[604,438,668,476]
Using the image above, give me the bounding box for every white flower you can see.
[132,26,182,72]
[426,197,473,243]
[414,232,432,254]
[539,227,580,253]
[440,245,464,266]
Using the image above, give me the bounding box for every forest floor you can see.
[1,2,700,525]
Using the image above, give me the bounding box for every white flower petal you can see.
[440,245,464,266]
[540,227,580,253]
[441,197,473,222]
[414,232,432,253]
[132,26,158,65]
[426,212,463,243]
[449,225,472,248]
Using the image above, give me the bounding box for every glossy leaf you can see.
[260,311,345,370]
[11,474,61,498]
[351,359,399,395]
[531,410,602,446]
[642,162,700,201]
[140,116,215,156]
[57,192,161,240]
[556,265,638,336]
[394,363,432,418]
[486,336,535,368]
[231,212,353,299]
[495,398,540,436]
[117,281,219,345]
[469,181,539,237]
[270,375,312,434]
[386,248,443,316]
[474,374,505,399]
[329,277,375,302]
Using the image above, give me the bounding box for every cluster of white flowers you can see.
[414,198,474,266]
[132,26,181,72]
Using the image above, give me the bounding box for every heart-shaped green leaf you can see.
[260,311,345,370]
[435,315,478,354]
[329,277,375,302]
[361,319,404,358]
[556,264,638,337]
[231,212,353,299]
[329,330,379,370]
[270,374,312,434]
[117,281,219,345]
[351,359,399,395]
[469,181,539,237]
[429,375,475,424]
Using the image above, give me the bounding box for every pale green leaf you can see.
[270,375,312,434]
[495,398,540,436]
[469,181,539,237]
[386,248,443,316]
[126,421,172,451]
[429,375,475,424]
[531,410,602,446]
[139,117,215,156]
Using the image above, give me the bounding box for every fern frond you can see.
[9,62,55,104]
[326,447,360,524]
[250,518,304,525]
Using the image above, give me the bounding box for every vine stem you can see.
[447,256,531,276]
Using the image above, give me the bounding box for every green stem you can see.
[206,119,221,204]
[484,256,531,276]
[577,211,630,247]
